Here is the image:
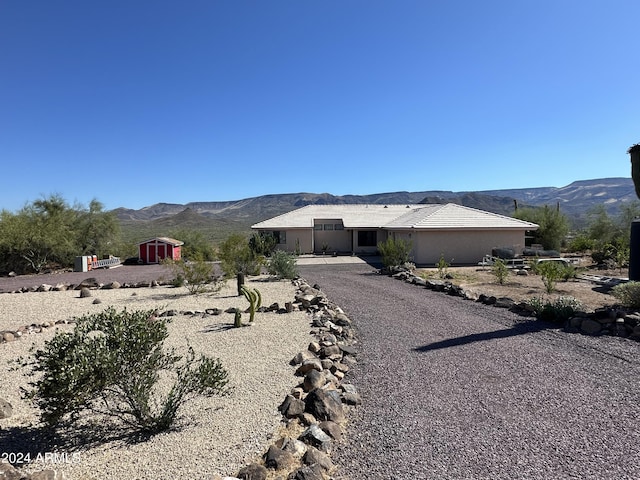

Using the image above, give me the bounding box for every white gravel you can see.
[0,277,313,479]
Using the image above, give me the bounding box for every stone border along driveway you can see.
[387,267,640,341]
[231,277,362,480]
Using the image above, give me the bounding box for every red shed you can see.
[138,237,184,264]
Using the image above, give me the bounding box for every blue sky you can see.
[1,1,639,212]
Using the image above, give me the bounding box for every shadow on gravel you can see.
[0,420,154,464]
[414,320,558,352]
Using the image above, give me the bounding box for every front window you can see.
[358,230,377,247]
[274,231,286,244]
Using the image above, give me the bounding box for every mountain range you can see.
[114,177,637,241]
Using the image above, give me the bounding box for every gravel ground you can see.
[299,264,640,480]
[0,275,312,479]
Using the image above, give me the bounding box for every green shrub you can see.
[21,307,229,433]
[534,261,564,293]
[378,237,412,268]
[568,235,595,253]
[217,234,263,278]
[528,296,583,322]
[436,254,450,279]
[491,258,509,285]
[163,256,223,294]
[249,232,277,257]
[267,250,298,279]
[612,281,640,308]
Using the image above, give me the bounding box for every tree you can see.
[249,232,277,257]
[0,195,121,273]
[514,205,569,251]
[169,228,215,261]
[74,199,121,258]
[217,234,263,278]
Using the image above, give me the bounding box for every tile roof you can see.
[252,204,538,230]
[385,203,539,230]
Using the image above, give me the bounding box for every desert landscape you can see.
[418,257,626,312]
[0,276,315,479]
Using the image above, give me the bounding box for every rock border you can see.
[386,267,640,341]
[230,278,361,480]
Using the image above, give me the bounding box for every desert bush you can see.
[378,237,412,268]
[163,256,223,294]
[534,261,563,293]
[568,235,595,253]
[267,250,298,279]
[491,258,509,285]
[612,282,640,309]
[530,260,576,291]
[528,296,583,322]
[249,232,277,257]
[217,234,263,278]
[21,307,229,433]
[436,254,450,279]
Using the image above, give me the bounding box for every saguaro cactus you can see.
[240,285,262,323]
[630,144,640,199]
[629,143,640,280]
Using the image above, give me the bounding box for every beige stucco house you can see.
[251,203,538,265]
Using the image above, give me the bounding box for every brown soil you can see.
[417,260,628,312]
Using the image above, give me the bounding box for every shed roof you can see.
[252,204,538,231]
[138,237,184,246]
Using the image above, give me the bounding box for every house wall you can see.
[403,230,525,265]
[267,229,313,254]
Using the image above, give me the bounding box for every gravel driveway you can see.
[299,264,640,480]
[0,264,176,293]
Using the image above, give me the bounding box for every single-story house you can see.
[138,237,184,264]
[251,203,539,265]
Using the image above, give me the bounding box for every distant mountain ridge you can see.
[113,177,636,229]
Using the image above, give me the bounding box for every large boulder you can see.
[279,395,305,418]
[299,424,332,453]
[304,388,345,423]
[264,445,296,470]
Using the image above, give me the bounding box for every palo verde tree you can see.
[0,195,120,274]
[169,228,216,261]
[217,233,263,278]
[513,204,569,251]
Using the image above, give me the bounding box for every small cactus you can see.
[233,310,243,328]
[240,286,262,322]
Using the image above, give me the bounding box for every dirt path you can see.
[0,264,175,293]
[299,264,640,479]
